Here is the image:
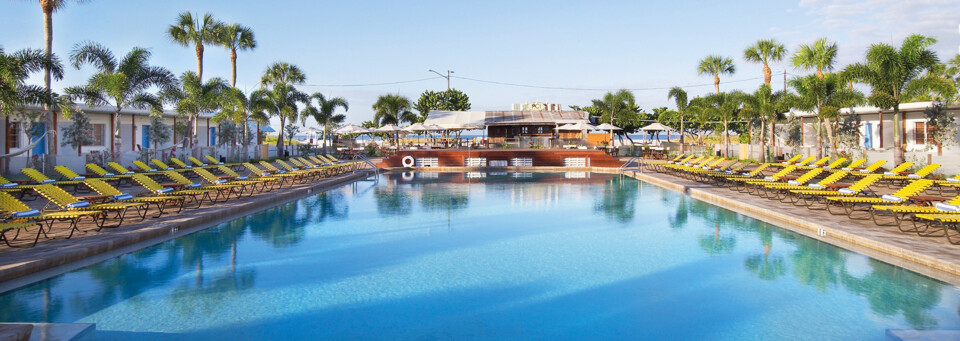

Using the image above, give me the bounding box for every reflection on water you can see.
[0,172,957,339]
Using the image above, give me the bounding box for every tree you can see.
[591,89,639,142]
[412,89,471,122]
[923,102,957,155]
[59,110,94,156]
[667,87,690,152]
[844,34,941,164]
[792,38,837,79]
[788,73,863,158]
[702,91,744,157]
[216,23,256,87]
[66,42,175,160]
[162,71,229,153]
[697,55,736,94]
[739,84,790,162]
[260,62,306,88]
[744,39,787,85]
[373,94,415,145]
[301,92,348,153]
[215,87,264,161]
[167,12,222,81]
[34,0,86,170]
[0,47,63,116]
[251,84,307,157]
[148,114,172,151]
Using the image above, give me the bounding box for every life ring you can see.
[401,171,414,181]
[401,155,415,167]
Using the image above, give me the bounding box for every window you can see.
[91,124,106,146]
[915,122,926,144]
[521,126,529,134]
[6,123,19,149]
[537,126,544,134]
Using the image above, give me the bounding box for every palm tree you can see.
[667,87,689,152]
[66,42,175,160]
[744,39,787,85]
[301,92,348,153]
[216,23,256,87]
[167,12,222,81]
[739,84,790,162]
[260,62,306,88]
[162,71,230,153]
[373,94,415,145]
[844,35,942,164]
[592,89,637,142]
[697,55,736,94]
[704,91,743,157]
[792,38,837,79]
[216,88,265,161]
[788,73,863,158]
[252,84,307,157]
[0,47,63,116]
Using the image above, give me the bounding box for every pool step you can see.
[886,329,960,341]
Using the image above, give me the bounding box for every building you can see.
[424,110,590,145]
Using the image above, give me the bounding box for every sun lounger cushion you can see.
[149,169,157,172]
[236,176,248,180]
[788,180,800,185]
[217,162,224,165]
[935,203,960,212]
[838,188,856,195]
[763,176,776,181]
[907,174,921,179]
[201,163,208,166]
[72,176,85,180]
[880,195,903,203]
[808,184,824,189]
[883,172,896,176]
[214,179,227,184]
[40,180,56,184]
[948,178,960,183]
[184,166,192,169]
[186,183,201,189]
[11,209,40,218]
[113,193,134,201]
[860,169,871,173]
[842,167,852,171]
[823,166,832,169]
[2,183,18,188]
[66,201,91,209]
[156,188,174,194]
[124,171,134,175]
[103,173,115,176]
[165,167,174,171]
[741,172,751,176]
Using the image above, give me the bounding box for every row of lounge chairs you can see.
[655,154,960,244]
[0,154,361,247]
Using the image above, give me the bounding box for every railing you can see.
[352,154,379,174]
[619,156,643,174]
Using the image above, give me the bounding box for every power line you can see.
[301,76,443,87]
[451,75,767,91]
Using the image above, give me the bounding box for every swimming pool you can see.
[1,172,958,340]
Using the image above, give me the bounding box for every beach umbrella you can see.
[594,123,622,131]
[260,125,276,133]
[335,124,369,135]
[404,123,430,143]
[376,124,407,145]
[555,122,597,131]
[639,122,674,142]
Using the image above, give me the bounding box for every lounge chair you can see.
[789,156,816,166]
[755,168,827,200]
[832,158,865,171]
[33,184,145,229]
[0,191,101,243]
[818,158,847,170]
[21,168,83,192]
[218,165,283,190]
[162,171,241,200]
[732,165,799,193]
[911,213,960,244]
[84,179,185,217]
[780,155,803,165]
[54,165,107,184]
[191,168,266,196]
[789,174,882,209]
[151,159,178,171]
[133,160,160,173]
[825,179,934,217]
[131,174,218,209]
[258,161,310,182]
[848,160,888,176]
[87,163,136,183]
[0,175,32,199]
[168,157,198,170]
[798,156,830,169]
[107,162,137,176]
[882,164,940,187]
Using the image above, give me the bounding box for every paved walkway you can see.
[0,170,372,290]
[623,165,960,285]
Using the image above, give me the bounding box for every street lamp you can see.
[428,69,453,90]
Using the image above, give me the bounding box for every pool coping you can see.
[0,170,374,293]
[610,168,960,286]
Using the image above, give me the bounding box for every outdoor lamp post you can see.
[428,69,453,90]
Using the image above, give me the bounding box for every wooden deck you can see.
[377,149,624,168]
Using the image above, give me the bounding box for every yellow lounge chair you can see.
[162,171,241,200]
[21,168,83,192]
[33,184,146,229]
[0,191,101,243]
[780,155,802,165]
[131,174,218,209]
[84,179,185,217]
[191,168,266,196]
[826,179,934,217]
[911,213,960,244]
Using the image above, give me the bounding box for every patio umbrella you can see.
[556,122,596,144]
[639,122,674,142]
[376,124,407,145]
[260,125,276,133]
[423,124,446,144]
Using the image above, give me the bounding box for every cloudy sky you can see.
[3,0,959,128]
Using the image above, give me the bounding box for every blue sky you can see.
[3,0,959,128]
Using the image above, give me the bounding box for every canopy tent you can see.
[422,111,486,130]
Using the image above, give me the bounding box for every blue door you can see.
[31,123,45,156]
[142,125,151,149]
[209,127,216,146]
[864,123,873,149]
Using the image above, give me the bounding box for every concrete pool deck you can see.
[615,165,960,286]
[0,170,374,292]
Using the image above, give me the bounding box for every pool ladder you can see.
[619,156,643,175]
[353,154,380,174]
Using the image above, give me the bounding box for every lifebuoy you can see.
[401,171,414,181]
[401,155,415,167]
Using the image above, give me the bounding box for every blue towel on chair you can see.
[11,209,39,218]
[66,201,91,209]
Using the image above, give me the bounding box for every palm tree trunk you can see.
[769,119,776,154]
[893,105,904,164]
[763,63,772,85]
[723,118,729,157]
[230,48,237,87]
[241,114,248,161]
[815,117,823,158]
[322,123,328,154]
[679,112,685,153]
[42,4,56,172]
[195,44,204,81]
[113,108,123,162]
[825,118,836,156]
[759,118,766,163]
[714,74,720,94]
[277,116,285,157]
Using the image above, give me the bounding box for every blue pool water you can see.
[1,172,959,340]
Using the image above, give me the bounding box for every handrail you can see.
[352,154,380,173]
[619,156,643,174]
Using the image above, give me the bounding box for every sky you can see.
[3,0,959,129]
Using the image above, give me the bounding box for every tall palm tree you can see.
[0,47,63,116]
[697,55,736,94]
[744,39,787,85]
[66,42,175,160]
[217,23,256,87]
[788,73,863,158]
[667,87,689,152]
[301,92,348,153]
[739,84,790,162]
[168,12,222,81]
[373,94,415,145]
[591,89,637,142]
[792,38,837,79]
[215,88,265,161]
[260,62,306,88]
[844,34,942,164]
[162,71,230,152]
[703,91,743,157]
[252,84,307,156]
[34,0,86,169]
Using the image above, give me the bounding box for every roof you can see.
[18,103,205,118]
[425,110,589,128]
[790,101,958,117]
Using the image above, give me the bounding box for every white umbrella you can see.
[376,124,407,145]
[639,122,674,142]
[424,124,445,131]
[335,124,369,135]
[555,122,596,130]
[405,123,429,131]
[594,123,622,131]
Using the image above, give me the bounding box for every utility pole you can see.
[428,69,453,90]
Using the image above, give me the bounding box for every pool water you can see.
[1,172,958,340]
